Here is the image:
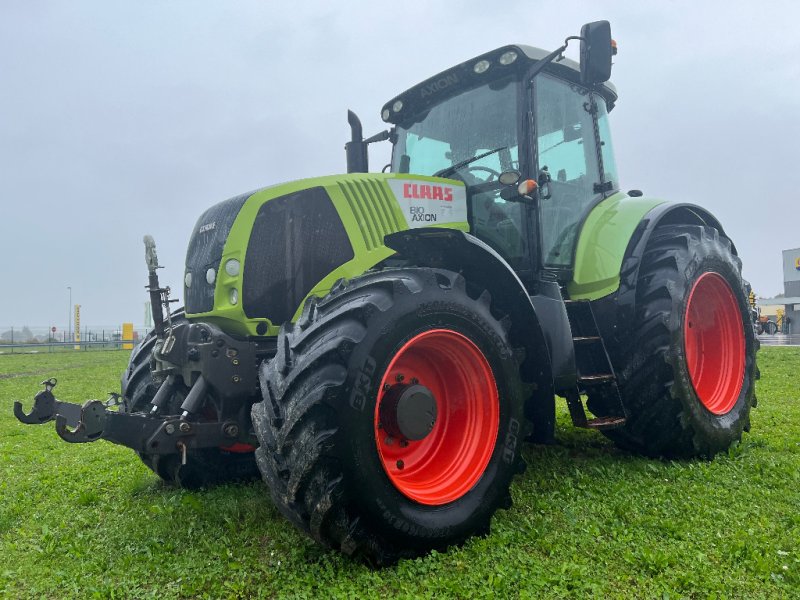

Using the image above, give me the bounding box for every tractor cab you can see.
[377,30,618,282]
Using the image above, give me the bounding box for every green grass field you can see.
[1,349,798,599]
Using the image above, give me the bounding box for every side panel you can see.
[186,173,468,337]
[568,192,666,300]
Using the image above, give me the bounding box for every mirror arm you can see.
[524,35,584,85]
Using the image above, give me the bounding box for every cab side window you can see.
[534,75,600,267]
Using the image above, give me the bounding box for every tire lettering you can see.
[350,356,376,412]
[503,417,520,464]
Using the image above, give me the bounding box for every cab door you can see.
[532,74,604,271]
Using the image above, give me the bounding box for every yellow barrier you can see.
[74,305,81,350]
[122,322,134,350]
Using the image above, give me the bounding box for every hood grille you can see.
[184,192,252,314]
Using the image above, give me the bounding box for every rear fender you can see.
[385,228,570,443]
[590,201,736,368]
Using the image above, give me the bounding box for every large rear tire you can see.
[120,313,260,489]
[588,225,758,458]
[251,268,527,564]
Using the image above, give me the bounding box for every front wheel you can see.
[251,268,527,564]
[588,225,758,458]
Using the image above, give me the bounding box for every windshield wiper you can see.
[433,146,507,179]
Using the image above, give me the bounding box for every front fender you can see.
[385,228,570,443]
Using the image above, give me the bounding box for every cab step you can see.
[565,390,627,430]
[585,415,627,430]
[564,299,627,428]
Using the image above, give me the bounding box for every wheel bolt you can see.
[395,374,404,382]
[410,377,419,385]
[385,436,394,445]
[383,383,391,391]
[396,460,404,470]
[399,439,409,448]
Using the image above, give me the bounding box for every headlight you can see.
[229,288,238,305]
[225,259,240,277]
[499,51,518,66]
[393,100,403,113]
[184,272,192,288]
[206,268,216,285]
[473,60,491,74]
[381,109,390,122]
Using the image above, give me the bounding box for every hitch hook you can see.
[55,400,107,443]
[13,378,58,424]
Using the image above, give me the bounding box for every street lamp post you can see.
[67,286,72,343]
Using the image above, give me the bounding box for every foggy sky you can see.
[2,0,798,329]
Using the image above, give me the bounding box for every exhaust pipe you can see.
[345,109,368,173]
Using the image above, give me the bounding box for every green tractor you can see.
[14,21,757,564]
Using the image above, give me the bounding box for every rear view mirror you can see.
[580,21,614,85]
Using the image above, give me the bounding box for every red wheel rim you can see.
[684,272,745,415]
[374,329,500,505]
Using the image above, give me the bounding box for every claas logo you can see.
[795,256,800,271]
[403,183,453,202]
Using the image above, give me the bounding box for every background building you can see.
[780,248,800,333]
[761,248,800,334]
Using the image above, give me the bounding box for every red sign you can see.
[51,327,57,333]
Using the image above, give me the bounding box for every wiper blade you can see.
[433,146,506,179]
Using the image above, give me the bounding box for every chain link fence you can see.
[0,326,151,354]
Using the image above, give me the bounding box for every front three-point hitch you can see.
[13,236,266,463]
[14,378,249,463]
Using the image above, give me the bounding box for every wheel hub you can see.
[379,383,437,441]
[374,328,500,505]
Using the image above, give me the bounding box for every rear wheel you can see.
[764,320,778,335]
[588,225,757,457]
[251,268,526,564]
[120,314,259,488]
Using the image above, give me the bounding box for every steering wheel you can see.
[464,165,501,183]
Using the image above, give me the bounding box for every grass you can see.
[0,349,798,599]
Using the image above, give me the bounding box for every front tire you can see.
[251,268,526,564]
[589,225,758,458]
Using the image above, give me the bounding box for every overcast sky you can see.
[2,0,798,329]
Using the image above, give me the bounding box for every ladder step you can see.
[585,416,627,431]
[573,336,601,343]
[578,374,615,385]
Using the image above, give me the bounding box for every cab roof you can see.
[381,44,618,126]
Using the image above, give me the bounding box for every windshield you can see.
[391,78,529,267]
[391,77,519,179]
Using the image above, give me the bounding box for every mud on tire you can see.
[588,225,758,458]
[120,312,260,489]
[251,268,527,565]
